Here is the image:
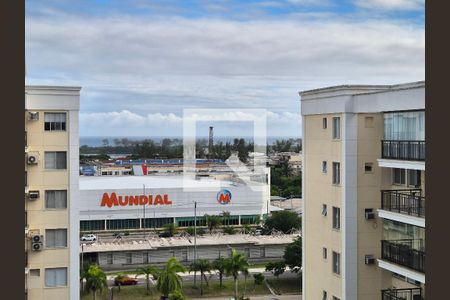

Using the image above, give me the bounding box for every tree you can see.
[162,223,178,237]
[253,273,265,286]
[204,214,222,234]
[264,210,301,234]
[190,259,212,295]
[212,257,227,288]
[283,236,302,273]
[224,248,250,300]
[137,265,159,294]
[156,257,187,297]
[265,261,286,282]
[84,264,107,300]
[169,290,186,300]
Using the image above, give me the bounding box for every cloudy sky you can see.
[25,0,424,138]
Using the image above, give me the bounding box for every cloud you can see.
[26,8,423,137]
[353,0,424,11]
[79,110,301,137]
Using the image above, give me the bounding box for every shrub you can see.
[223,226,236,235]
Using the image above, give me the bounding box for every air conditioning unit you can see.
[31,235,43,251]
[28,191,40,200]
[28,111,39,121]
[25,268,29,275]
[32,235,43,243]
[365,255,375,265]
[27,152,39,165]
[365,208,375,220]
[32,242,43,251]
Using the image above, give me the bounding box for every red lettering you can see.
[118,195,128,206]
[154,195,163,205]
[164,194,172,205]
[139,195,148,205]
[148,195,153,205]
[129,196,139,206]
[219,193,230,203]
[101,192,118,208]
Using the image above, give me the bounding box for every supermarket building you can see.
[79,175,270,232]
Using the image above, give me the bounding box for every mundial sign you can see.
[100,192,172,208]
[217,189,232,205]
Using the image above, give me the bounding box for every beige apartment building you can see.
[300,81,425,300]
[25,86,81,300]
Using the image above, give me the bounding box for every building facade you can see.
[79,175,269,232]
[25,86,81,300]
[300,81,425,300]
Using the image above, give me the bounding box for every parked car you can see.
[114,275,138,286]
[80,234,97,242]
[158,231,172,238]
[254,229,262,236]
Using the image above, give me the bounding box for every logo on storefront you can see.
[217,189,232,205]
[100,192,172,208]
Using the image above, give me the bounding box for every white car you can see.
[80,234,97,242]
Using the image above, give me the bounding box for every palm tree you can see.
[84,264,107,300]
[162,223,178,237]
[224,248,250,300]
[204,214,222,234]
[137,265,159,294]
[157,257,187,298]
[242,268,250,299]
[212,257,227,288]
[190,259,212,295]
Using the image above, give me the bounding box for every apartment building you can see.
[25,85,81,300]
[300,81,425,300]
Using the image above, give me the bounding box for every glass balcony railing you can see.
[381,189,425,218]
[381,140,425,161]
[381,288,423,300]
[381,239,425,273]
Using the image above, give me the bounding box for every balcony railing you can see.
[381,189,425,218]
[381,140,425,161]
[381,288,423,300]
[381,239,425,273]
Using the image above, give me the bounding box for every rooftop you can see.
[79,174,235,190]
[80,233,298,253]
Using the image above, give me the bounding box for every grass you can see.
[81,278,270,300]
[266,276,302,295]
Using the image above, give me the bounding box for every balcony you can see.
[381,288,423,300]
[381,189,425,218]
[381,140,425,161]
[381,239,425,273]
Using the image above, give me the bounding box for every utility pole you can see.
[143,184,146,238]
[193,200,197,287]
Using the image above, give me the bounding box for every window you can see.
[44,113,66,131]
[323,118,328,129]
[322,204,327,216]
[81,220,105,231]
[365,116,374,128]
[45,229,67,248]
[45,267,67,287]
[260,247,265,258]
[408,170,421,187]
[332,207,340,229]
[143,252,149,264]
[332,162,340,184]
[45,190,67,209]
[332,251,341,275]
[322,291,328,300]
[30,269,40,276]
[44,152,67,169]
[364,163,373,173]
[323,247,327,259]
[322,161,327,173]
[393,168,406,185]
[332,117,341,139]
[107,252,113,265]
[126,252,132,264]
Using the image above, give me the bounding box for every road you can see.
[196,295,302,300]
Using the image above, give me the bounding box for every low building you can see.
[81,233,297,271]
